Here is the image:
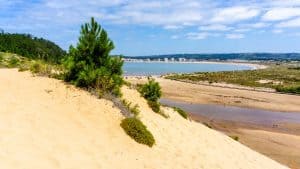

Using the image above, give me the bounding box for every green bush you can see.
[139,78,165,116]
[0,53,3,62]
[29,61,52,76]
[121,118,155,147]
[63,17,123,97]
[276,85,300,94]
[139,78,162,102]
[7,55,20,68]
[147,100,160,113]
[173,107,188,119]
[30,62,42,73]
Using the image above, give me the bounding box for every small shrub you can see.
[29,61,53,76]
[7,56,20,68]
[30,62,42,73]
[138,78,166,117]
[147,100,160,113]
[18,64,29,72]
[123,80,132,87]
[275,85,300,94]
[121,99,140,117]
[139,78,162,102]
[229,135,239,141]
[173,107,188,119]
[121,118,155,147]
[130,104,140,117]
[0,53,3,62]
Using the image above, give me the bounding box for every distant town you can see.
[123,53,300,62]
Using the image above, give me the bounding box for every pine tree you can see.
[64,17,123,96]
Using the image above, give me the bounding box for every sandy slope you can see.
[0,69,288,169]
[127,77,300,112]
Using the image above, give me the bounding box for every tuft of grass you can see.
[122,99,140,117]
[29,61,52,76]
[7,55,20,68]
[30,62,42,73]
[229,135,239,141]
[121,117,155,147]
[130,104,140,117]
[173,107,188,119]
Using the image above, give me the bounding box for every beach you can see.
[0,68,288,169]
[127,77,300,112]
[128,76,300,168]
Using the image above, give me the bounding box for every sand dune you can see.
[0,69,288,169]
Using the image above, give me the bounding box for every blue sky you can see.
[1,0,300,56]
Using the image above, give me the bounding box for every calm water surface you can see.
[160,98,300,126]
[123,62,254,76]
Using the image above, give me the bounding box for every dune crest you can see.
[0,69,288,169]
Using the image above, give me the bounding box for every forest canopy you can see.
[0,32,66,63]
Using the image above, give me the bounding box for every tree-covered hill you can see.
[0,31,66,63]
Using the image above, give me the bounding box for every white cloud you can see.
[277,17,300,27]
[163,25,182,30]
[251,22,270,28]
[186,32,219,40]
[186,32,209,40]
[272,29,283,34]
[226,33,244,39]
[268,0,300,7]
[234,28,250,32]
[211,6,260,23]
[262,8,300,21]
[171,35,179,39]
[199,24,232,31]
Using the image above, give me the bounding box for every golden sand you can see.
[0,69,288,169]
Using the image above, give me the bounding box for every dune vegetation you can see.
[0,18,158,147]
[166,64,300,94]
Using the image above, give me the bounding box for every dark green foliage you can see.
[173,107,188,119]
[139,78,162,102]
[0,53,3,62]
[121,118,155,147]
[276,86,300,94]
[138,79,165,116]
[0,32,66,63]
[288,66,300,70]
[63,17,123,96]
[147,100,161,113]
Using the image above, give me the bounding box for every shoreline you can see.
[124,60,268,71]
[127,77,300,113]
[189,110,300,169]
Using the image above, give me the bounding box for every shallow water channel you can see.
[160,98,300,126]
